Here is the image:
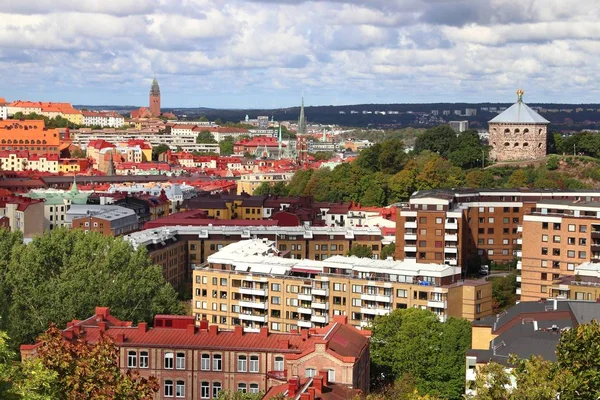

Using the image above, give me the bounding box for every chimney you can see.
[313,375,324,392]
[95,307,110,318]
[234,325,243,337]
[288,377,300,397]
[98,321,107,332]
[260,326,269,338]
[301,329,309,340]
[187,324,197,335]
[199,318,209,331]
[319,370,329,387]
[209,325,219,336]
[300,394,310,400]
[138,322,148,333]
[308,387,316,400]
[333,315,348,325]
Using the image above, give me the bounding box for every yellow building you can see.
[0,152,59,173]
[191,239,493,333]
[237,172,295,195]
[58,159,81,173]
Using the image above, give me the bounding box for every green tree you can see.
[448,131,488,169]
[287,169,313,197]
[216,390,264,400]
[253,181,289,196]
[0,331,16,399]
[378,138,408,174]
[152,144,170,161]
[556,319,600,399]
[70,148,86,159]
[414,125,456,158]
[196,131,217,144]
[346,245,373,258]
[381,243,396,260]
[219,137,234,156]
[199,116,209,122]
[312,151,334,161]
[4,229,184,348]
[506,169,528,188]
[370,308,471,400]
[389,165,418,203]
[490,271,518,311]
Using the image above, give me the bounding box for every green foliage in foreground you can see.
[0,228,184,349]
[370,308,471,400]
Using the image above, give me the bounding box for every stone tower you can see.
[149,77,161,118]
[488,89,549,162]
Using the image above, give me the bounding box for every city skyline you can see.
[1,0,599,108]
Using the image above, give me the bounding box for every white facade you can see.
[83,112,125,128]
[0,104,7,120]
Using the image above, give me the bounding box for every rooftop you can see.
[489,91,549,124]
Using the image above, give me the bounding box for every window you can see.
[352,285,362,293]
[503,217,509,224]
[542,234,548,242]
[271,283,281,291]
[140,351,148,368]
[541,247,548,255]
[201,354,210,370]
[541,273,547,280]
[487,239,494,245]
[176,352,185,370]
[435,217,442,224]
[213,382,222,398]
[213,354,222,371]
[127,351,137,368]
[552,249,561,256]
[352,298,361,307]
[419,241,426,247]
[489,207,495,212]
[568,237,575,245]
[164,380,174,397]
[249,355,259,373]
[397,289,407,298]
[579,251,587,259]
[580,225,588,233]
[579,238,587,246]
[420,229,427,235]
[553,235,561,243]
[488,217,495,223]
[274,356,284,371]
[435,229,442,236]
[271,296,281,305]
[542,222,548,230]
[200,381,209,398]
[176,380,185,398]
[238,383,247,393]
[305,368,316,377]
[568,224,576,232]
[476,304,481,314]
[238,355,247,372]
[541,285,547,293]
[488,249,494,255]
[164,352,174,369]
[419,217,427,224]
[541,260,548,267]
[568,250,575,258]
[479,207,484,212]
[221,278,227,286]
[553,223,561,230]
[328,369,336,383]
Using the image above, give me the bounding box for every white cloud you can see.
[0,0,599,107]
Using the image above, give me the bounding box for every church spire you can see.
[297,97,307,135]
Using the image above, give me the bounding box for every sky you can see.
[0,0,599,108]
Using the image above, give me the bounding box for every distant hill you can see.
[75,103,600,130]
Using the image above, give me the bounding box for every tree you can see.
[381,243,396,260]
[491,271,518,311]
[378,138,408,174]
[4,228,184,348]
[312,151,334,161]
[370,308,471,400]
[219,137,234,156]
[556,319,600,398]
[152,144,170,161]
[199,116,209,122]
[196,131,217,144]
[70,148,86,159]
[414,125,456,158]
[216,390,264,400]
[448,131,488,169]
[29,325,158,399]
[506,169,528,188]
[355,374,445,400]
[346,245,373,258]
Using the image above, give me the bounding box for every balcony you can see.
[517,261,522,270]
[267,370,287,381]
[516,250,522,258]
[311,315,329,324]
[445,221,458,230]
[516,276,521,283]
[311,288,329,297]
[516,238,522,245]
[405,220,418,229]
[239,301,268,309]
[239,313,268,323]
[466,368,476,382]
[404,246,417,253]
[361,294,393,303]
[516,288,521,295]
[404,234,417,241]
[311,302,329,310]
[591,231,600,240]
[445,258,458,266]
[444,234,458,242]
[298,293,312,302]
[444,247,458,254]
[298,307,312,315]
[361,307,391,316]
[239,287,268,297]
[427,300,448,309]
[297,320,312,328]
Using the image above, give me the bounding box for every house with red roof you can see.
[0,195,44,237]
[20,308,370,399]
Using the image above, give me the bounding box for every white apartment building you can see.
[82,111,125,128]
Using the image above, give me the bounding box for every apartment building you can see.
[190,239,492,334]
[395,189,600,272]
[21,307,370,399]
[68,204,139,236]
[520,200,600,301]
[549,261,600,300]
[237,172,295,195]
[0,196,44,238]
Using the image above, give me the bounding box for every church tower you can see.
[149,77,161,117]
[297,97,307,135]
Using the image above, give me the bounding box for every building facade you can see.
[0,196,44,238]
[150,77,161,118]
[488,90,549,162]
[21,307,371,399]
[190,239,492,334]
[0,120,61,156]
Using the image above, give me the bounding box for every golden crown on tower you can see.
[517,88,524,102]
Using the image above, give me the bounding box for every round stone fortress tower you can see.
[488,89,549,162]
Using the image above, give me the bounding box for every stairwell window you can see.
[305,368,316,377]
[127,351,137,368]
[249,355,259,373]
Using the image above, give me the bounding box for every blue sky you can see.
[0,0,598,108]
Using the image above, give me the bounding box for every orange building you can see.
[0,120,60,156]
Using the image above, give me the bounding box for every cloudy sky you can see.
[0,0,598,108]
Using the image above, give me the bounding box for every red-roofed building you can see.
[0,120,61,156]
[0,98,7,120]
[0,195,44,237]
[234,136,284,156]
[20,308,370,398]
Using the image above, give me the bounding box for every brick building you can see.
[20,307,370,399]
[0,120,61,156]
